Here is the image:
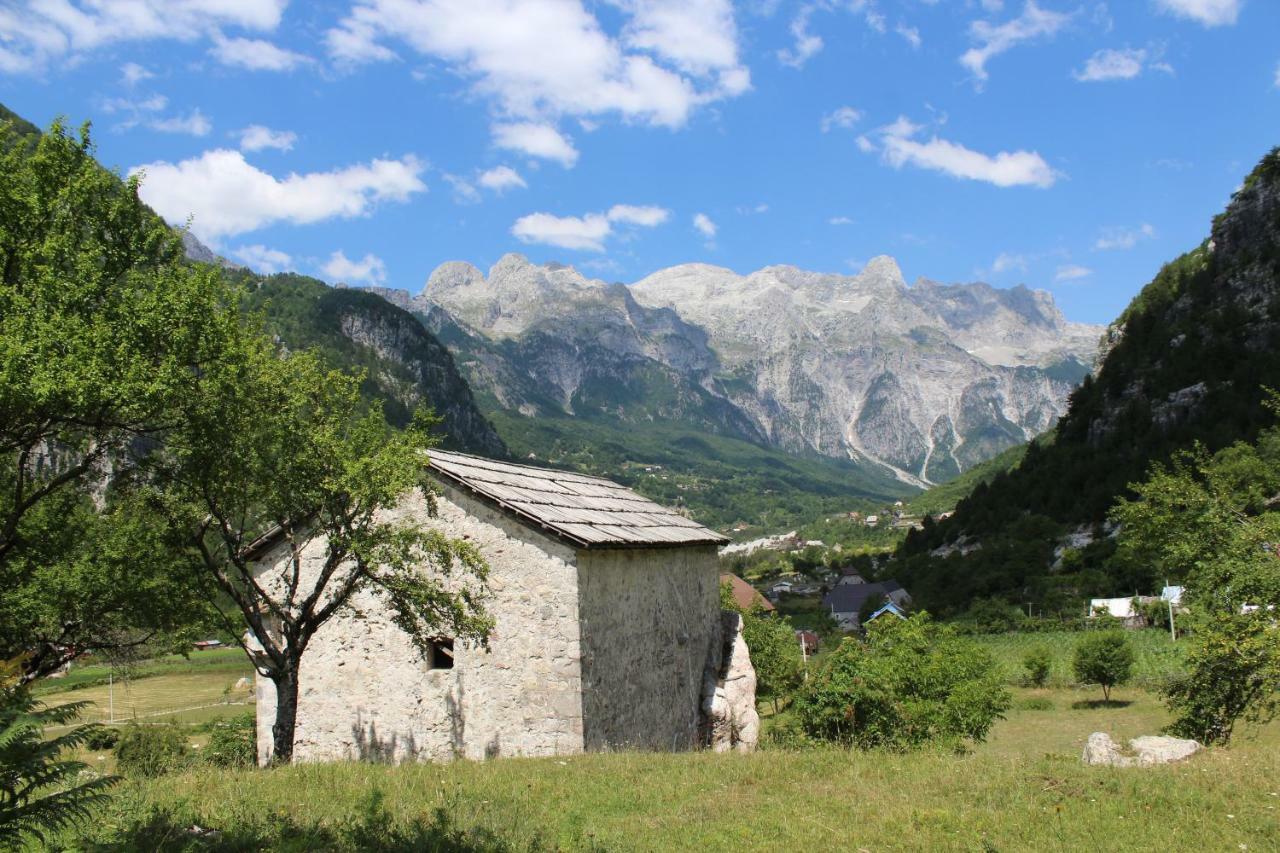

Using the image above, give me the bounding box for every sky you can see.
[1,0,1277,325]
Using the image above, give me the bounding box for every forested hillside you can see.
[239,272,506,457]
[892,147,1280,616]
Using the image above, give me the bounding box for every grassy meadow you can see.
[37,679,1280,851]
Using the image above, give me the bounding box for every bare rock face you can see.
[701,611,759,753]
[1082,732,1202,767]
[406,253,1101,485]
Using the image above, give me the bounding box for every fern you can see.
[0,688,118,846]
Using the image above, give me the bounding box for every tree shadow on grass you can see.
[1070,699,1134,710]
[80,788,535,853]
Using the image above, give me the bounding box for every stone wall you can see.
[253,482,586,764]
[575,546,722,752]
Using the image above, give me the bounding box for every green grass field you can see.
[41,685,1280,852]
[973,629,1185,689]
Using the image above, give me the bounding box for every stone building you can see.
[246,450,757,764]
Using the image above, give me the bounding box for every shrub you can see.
[792,613,1010,750]
[114,723,189,777]
[84,726,120,751]
[0,688,116,847]
[1073,631,1134,702]
[1023,646,1052,687]
[1162,612,1280,745]
[205,713,256,768]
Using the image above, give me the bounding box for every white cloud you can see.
[512,212,612,251]
[693,212,717,238]
[778,6,823,68]
[1154,0,1241,27]
[232,244,293,274]
[325,0,748,132]
[961,1,1071,87]
[821,106,863,133]
[1055,264,1092,281]
[736,203,769,215]
[1094,223,1156,251]
[210,35,311,71]
[992,252,1028,273]
[120,62,152,86]
[0,0,288,73]
[131,149,426,243]
[828,216,854,225]
[511,203,670,251]
[1074,48,1146,81]
[896,24,921,49]
[492,122,579,168]
[477,165,527,192]
[149,110,212,136]
[239,125,297,151]
[444,174,482,204]
[607,204,670,226]
[861,116,1059,188]
[322,250,387,285]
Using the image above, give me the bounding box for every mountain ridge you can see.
[375,253,1101,487]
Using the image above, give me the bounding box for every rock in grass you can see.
[1082,732,1201,767]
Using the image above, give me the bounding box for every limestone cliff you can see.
[386,253,1100,485]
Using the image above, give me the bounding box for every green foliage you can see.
[1023,647,1052,688]
[1162,612,1280,745]
[1072,632,1134,702]
[84,726,120,751]
[961,599,1028,634]
[793,614,1010,750]
[157,333,493,762]
[1113,413,1280,742]
[204,713,256,769]
[0,687,116,845]
[114,722,190,777]
[0,115,231,680]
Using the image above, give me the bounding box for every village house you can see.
[246,450,758,765]
[721,573,775,614]
[823,580,912,631]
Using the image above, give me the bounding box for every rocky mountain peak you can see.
[859,255,907,288]
[423,260,484,297]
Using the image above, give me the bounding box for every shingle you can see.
[426,449,728,550]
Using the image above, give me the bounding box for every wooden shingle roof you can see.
[426,450,728,550]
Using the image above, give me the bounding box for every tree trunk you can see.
[270,667,300,764]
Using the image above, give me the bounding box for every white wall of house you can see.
[251,481,724,764]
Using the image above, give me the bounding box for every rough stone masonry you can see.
[248,450,757,764]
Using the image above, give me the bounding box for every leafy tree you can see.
[720,581,802,712]
[1072,631,1133,702]
[0,668,116,845]
[0,118,232,680]
[1112,411,1280,742]
[1023,646,1052,687]
[153,341,494,763]
[792,613,1009,750]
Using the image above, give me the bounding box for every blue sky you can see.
[2,0,1277,325]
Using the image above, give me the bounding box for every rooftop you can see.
[427,450,728,550]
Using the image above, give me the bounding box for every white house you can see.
[245,450,757,765]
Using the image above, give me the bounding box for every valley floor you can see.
[50,686,1279,852]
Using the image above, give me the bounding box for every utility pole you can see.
[1166,579,1177,642]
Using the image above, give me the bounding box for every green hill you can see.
[890,146,1280,616]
